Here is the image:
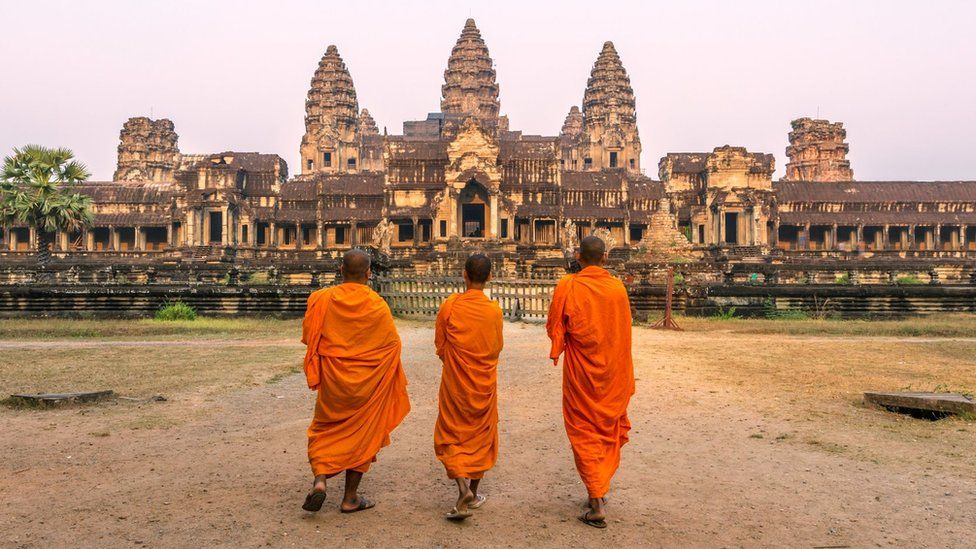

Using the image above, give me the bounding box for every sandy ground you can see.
[1,321,974,548]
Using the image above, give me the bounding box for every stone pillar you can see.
[908,224,916,249]
[2,228,9,251]
[166,223,173,248]
[934,224,942,251]
[623,221,630,246]
[221,207,230,246]
[961,225,968,250]
[29,228,37,250]
[317,221,325,249]
[448,194,458,239]
[269,222,277,247]
[830,223,838,250]
[530,217,537,244]
[489,194,499,239]
[412,216,419,247]
[802,223,811,250]
[856,224,864,251]
[882,224,890,249]
[108,226,117,251]
[350,221,358,246]
[295,222,302,250]
[135,226,143,251]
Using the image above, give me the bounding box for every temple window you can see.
[439,220,447,237]
[698,224,705,244]
[397,222,414,242]
[347,157,357,169]
[307,159,314,171]
[584,158,592,169]
[629,158,635,169]
[500,218,509,239]
[609,152,618,168]
[324,152,332,167]
[335,226,346,245]
[241,224,248,244]
[629,225,643,242]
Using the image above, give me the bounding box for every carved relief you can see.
[372,218,395,254]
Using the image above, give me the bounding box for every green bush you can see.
[714,306,737,320]
[155,301,197,321]
[895,275,924,285]
[835,273,851,285]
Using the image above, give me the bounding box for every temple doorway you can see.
[459,180,488,238]
[209,211,223,244]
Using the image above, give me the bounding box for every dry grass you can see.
[0,341,303,398]
[0,318,299,341]
[675,313,976,338]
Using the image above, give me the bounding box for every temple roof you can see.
[774,181,976,203]
[78,181,176,203]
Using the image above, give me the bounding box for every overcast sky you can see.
[1,0,974,181]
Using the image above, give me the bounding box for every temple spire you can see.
[440,18,500,129]
[576,41,641,172]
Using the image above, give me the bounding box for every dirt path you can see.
[1,323,973,548]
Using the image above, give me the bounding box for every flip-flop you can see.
[445,506,473,521]
[578,510,607,529]
[468,494,487,510]
[302,489,327,512]
[340,497,375,514]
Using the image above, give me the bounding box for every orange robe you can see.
[301,282,410,477]
[546,266,634,499]
[433,289,504,479]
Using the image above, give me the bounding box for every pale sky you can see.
[1,0,974,181]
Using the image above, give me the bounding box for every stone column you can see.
[108,226,116,251]
[135,226,143,251]
[350,221,358,246]
[269,222,277,247]
[295,222,302,250]
[489,194,499,239]
[802,223,811,250]
[317,221,325,249]
[934,224,942,251]
[908,224,916,249]
[830,223,838,250]
[856,225,864,251]
[448,193,458,239]
[412,216,419,247]
[530,217,537,244]
[961,225,968,250]
[623,220,631,246]
[2,228,9,251]
[221,207,230,246]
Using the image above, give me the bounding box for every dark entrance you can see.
[724,212,738,244]
[458,179,488,238]
[462,204,485,237]
[209,211,223,244]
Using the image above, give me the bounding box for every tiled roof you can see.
[774,181,976,203]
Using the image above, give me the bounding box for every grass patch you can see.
[266,365,301,384]
[0,318,300,341]
[155,301,197,321]
[679,313,976,338]
[895,275,925,285]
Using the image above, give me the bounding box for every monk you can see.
[433,253,504,521]
[546,235,635,529]
[300,249,411,513]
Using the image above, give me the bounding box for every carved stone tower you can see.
[578,42,641,173]
[558,106,584,170]
[783,117,854,182]
[440,18,500,133]
[113,117,180,182]
[300,45,362,175]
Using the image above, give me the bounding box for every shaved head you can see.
[341,249,371,283]
[577,235,606,266]
[464,253,492,284]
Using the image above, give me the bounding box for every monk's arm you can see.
[546,280,570,365]
[434,298,449,358]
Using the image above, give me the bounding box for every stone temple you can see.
[3,19,975,277]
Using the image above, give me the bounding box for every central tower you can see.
[440,19,501,133]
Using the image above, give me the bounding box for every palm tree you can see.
[1,145,93,265]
